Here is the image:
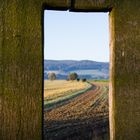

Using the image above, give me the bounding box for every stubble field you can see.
[44,80,109,140]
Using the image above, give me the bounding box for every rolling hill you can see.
[44,60,109,80]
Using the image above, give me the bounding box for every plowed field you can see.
[44,81,109,140]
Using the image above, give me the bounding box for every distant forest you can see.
[44,60,109,80]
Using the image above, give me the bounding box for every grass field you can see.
[44,80,109,140]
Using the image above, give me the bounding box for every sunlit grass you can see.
[44,80,88,99]
[44,80,91,109]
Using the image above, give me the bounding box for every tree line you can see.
[47,72,86,82]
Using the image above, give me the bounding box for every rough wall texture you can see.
[0,0,42,139]
[72,0,112,11]
[42,0,70,10]
[0,0,140,140]
[109,0,140,140]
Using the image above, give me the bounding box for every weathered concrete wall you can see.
[42,0,70,10]
[109,0,140,140]
[0,0,43,139]
[71,0,112,12]
[0,0,140,140]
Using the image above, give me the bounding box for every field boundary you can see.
[44,82,94,111]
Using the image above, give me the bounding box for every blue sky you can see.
[44,10,109,62]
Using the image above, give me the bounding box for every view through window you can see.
[44,10,110,140]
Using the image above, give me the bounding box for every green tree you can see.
[68,73,78,80]
[48,72,56,80]
[82,78,87,82]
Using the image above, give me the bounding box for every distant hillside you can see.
[44,60,109,80]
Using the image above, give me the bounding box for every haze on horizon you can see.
[44,10,109,62]
[44,59,109,63]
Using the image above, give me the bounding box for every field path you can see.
[44,82,109,140]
